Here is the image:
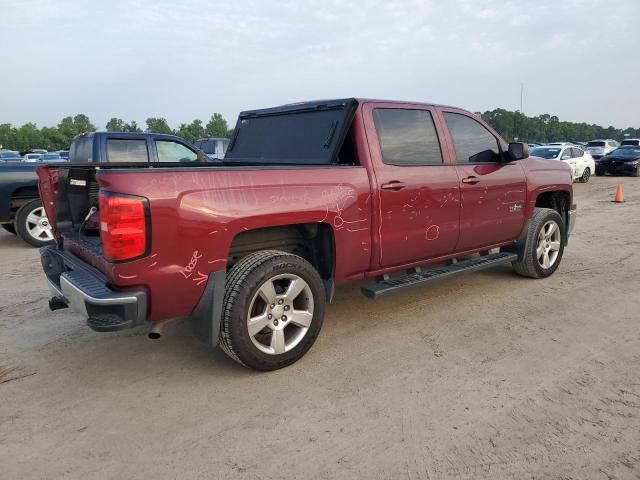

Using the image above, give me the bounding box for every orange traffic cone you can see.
[613,184,625,203]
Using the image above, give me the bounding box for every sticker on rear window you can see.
[70,179,86,186]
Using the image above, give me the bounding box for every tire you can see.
[512,208,565,279]
[633,166,640,177]
[1,223,16,235]
[219,250,326,370]
[15,199,55,248]
[579,167,591,183]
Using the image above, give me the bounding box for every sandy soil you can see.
[1,175,639,479]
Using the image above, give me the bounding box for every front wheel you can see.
[15,199,55,247]
[579,167,591,183]
[512,208,565,279]
[219,250,326,370]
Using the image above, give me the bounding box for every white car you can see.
[23,153,43,162]
[529,145,595,183]
[621,138,640,147]
[585,139,618,159]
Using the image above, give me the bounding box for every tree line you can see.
[479,108,640,143]
[1,109,638,152]
[0,113,231,152]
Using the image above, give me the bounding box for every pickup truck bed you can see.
[37,98,576,370]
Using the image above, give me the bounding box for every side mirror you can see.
[507,142,529,160]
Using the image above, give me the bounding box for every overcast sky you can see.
[1,0,639,130]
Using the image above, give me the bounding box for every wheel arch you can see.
[227,222,336,301]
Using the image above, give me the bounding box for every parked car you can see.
[31,149,48,154]
[39,153,66,163]
[595,146,640,176]
[37,98,575,371]
[529,145,594,182]
[56,150,70,160]
[193,137,229,160]
[585,139,619,159]
[23,153,43,162]
[0,151,22,162]
[0,132,206,247]
[621,138,640,147]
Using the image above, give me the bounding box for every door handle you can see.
[381,181,407,191]
[461,176,480,185]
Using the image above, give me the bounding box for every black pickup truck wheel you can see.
[512,207,565,279]
[219,250,326,370]
[15,199,55,248]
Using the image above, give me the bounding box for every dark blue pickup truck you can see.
[0,132,208,247]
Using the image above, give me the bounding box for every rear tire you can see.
[512,208,565,279]
[219,250,326,370]
[633,166,640,177]
[579,167,591,183]
[1,223,16,235]
[15,199,55,248]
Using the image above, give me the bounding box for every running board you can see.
[361,252,518,299]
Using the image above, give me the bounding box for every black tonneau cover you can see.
[224,98,358,165]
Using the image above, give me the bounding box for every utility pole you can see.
[520,83,524,141]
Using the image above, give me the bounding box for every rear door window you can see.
[106,139,149,163]
[372,108,442,166]
[156,140,198,163]
[443,112,500,163]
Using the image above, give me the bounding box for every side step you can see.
[361,252,518,299]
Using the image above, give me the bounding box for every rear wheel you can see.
[512,208,565,279]
[1,223,16,235]
[633,165,640,177]
[579,167,591,183]
[219,250,326,370]
[15,199,55,247]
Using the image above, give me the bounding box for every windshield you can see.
[530,147,561,159]
[610,147,640,157]
[0,152,21,159]
[41,154,61,160]
[621,140,640,146]
[586,141,605,147]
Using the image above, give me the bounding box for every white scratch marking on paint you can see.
[118,274,137,279]
[425,225,440,241]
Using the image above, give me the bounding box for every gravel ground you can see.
[1,175,639,479]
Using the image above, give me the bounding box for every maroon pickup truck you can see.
[37,98,576,370]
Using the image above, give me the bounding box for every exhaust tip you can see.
[148,331,161,340]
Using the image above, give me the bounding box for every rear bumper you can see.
[41,246,147,332]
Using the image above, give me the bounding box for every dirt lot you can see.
[1,176,639,479]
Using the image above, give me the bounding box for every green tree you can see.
[14,123,42,151]
[106,118,126,131]
[145,117,173,134]
[205,113,229,138]
[176,119,206,142]
[123,120,143,133]
[0,123,17,150]
[57,114,96,144]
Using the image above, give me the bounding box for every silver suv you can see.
[586,139,619,159]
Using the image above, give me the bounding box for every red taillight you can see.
[99,193,149,262]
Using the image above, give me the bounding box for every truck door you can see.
[364,104,461,268]
[440,110,527,251]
